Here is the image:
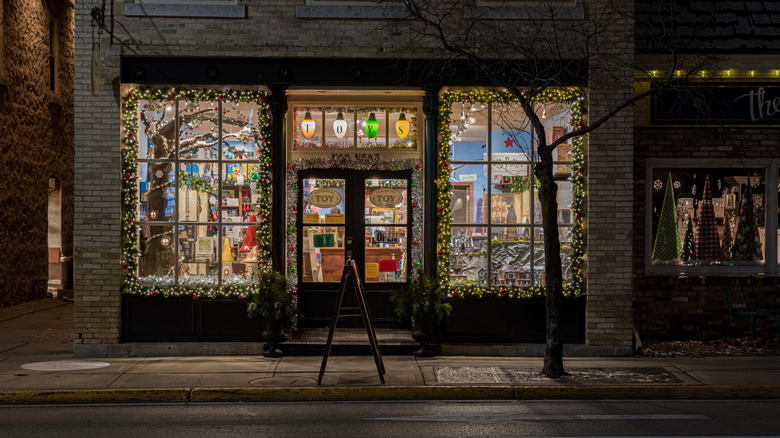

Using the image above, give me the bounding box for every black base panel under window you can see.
[440,297,585,344]
[122,295,263,342]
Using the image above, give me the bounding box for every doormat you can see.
[434,367,682,384]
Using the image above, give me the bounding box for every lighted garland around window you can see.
[285,156,424,294]
[438,89,586,300]
[121,87,272,298]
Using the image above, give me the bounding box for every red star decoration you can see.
[503,137,514,148]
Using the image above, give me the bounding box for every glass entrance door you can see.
[298,170,411,292]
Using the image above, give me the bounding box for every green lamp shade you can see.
[365,112,379,139]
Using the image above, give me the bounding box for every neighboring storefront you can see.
[634,75,780,339]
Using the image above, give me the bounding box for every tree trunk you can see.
[536,147,566,378]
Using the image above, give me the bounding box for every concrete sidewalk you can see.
[1,298,780,404]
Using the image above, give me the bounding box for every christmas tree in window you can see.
[652,173,681,263]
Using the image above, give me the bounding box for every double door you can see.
[296,169,411,322]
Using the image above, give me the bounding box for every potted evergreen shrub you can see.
[246,269,302,357]
[390,269,452,357]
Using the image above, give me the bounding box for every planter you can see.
[411,317,436,357]
[262,318,285,358]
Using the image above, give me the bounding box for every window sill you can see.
[645,264,768,277]
[467,5,584,20]
[124,3,247,18]
[295,5,409,19]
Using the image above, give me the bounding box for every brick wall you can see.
[0,0,74,307]
[634,125,780,340]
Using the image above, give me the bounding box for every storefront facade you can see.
[73,1,636,356]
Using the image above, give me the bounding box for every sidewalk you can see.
[1,298,779,404]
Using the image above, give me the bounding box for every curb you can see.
[2,385,780,404]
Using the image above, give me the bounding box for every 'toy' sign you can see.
[369,188,404,208]
[308,188,342,208]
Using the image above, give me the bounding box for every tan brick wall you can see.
[0,0,74,307]
[74,1,636,347]
[583,4,636,348]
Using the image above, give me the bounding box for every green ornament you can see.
[293,185,298,190]
[290,267,296,272]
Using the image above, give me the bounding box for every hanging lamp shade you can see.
[365,112,379,139]
[395,112,409,139]
[333,111,347,139]
[239,213,258,253]
[301,111,316,139]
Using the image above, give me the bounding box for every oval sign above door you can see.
[370,188,404,208]
[308,188,342,208]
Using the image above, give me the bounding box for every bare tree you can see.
[398,0,717,377]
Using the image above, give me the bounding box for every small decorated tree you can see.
[652,173,681,263]
[681,217,696,263]
[390,268,452,357]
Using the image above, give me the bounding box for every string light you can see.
[121,87,272,298]
[438,89,585,300]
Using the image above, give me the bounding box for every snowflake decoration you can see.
[754,196,763,208]
[209,196,217,205]
[673,181,681,189]
[155,170,164,178]
[653,179,663,191]
[249,181,257,190]
[692,185,697,195]
[750,177,760,188]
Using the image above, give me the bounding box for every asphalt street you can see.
[2,400,780,438]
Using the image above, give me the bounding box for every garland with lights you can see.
[438,89,586,300]
[121,87,272,298]
[285,156,424,294]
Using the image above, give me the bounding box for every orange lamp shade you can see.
[301,111,316,139]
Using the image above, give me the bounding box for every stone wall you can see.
[0,0,74,307]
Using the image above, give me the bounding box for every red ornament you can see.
[439,207,445,213]
[574,264,581,270]
[218,96,224,100]
[192,296,198,301]
[127,132,133,138]
[151,290,157,296]
[412,203,417,208]
[292,289,297,294]
[289,165,295,170]
[292,206,297,212]
[415,164,421,170]
[261,179,268,185]
[123,264,130,270]
[128,93,133,98]
[126,219,133,225]
[260,213,267,219]
[260,96,265,101]
[331,164,337,169]
[575,214,581,221]
[501,289,506,294]
[445,120,451,125]
[289,246,295,252]
[577,168,583,174]
[372,165,377,170]
[453,290,459,296]
[443,162,449,168]
[438,250,445,256]
[260,260,267,266]
[125,174,132,180]
[577,121,583,127]
[170,93,176,98]
[412,240,418,246]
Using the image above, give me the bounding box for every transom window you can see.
[292,105,417,149]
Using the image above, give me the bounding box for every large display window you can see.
[646,160,779,276]
[121,88,271,297]
[438,89,585,299]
